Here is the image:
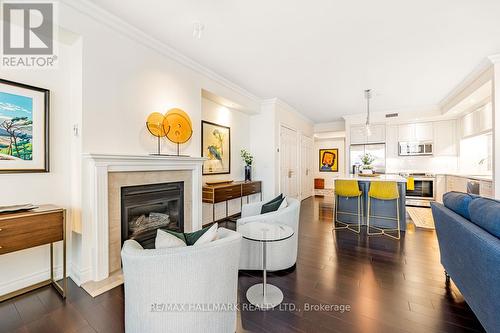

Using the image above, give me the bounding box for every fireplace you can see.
[121,181,184,249]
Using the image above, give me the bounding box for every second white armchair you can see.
[236,197,300,271]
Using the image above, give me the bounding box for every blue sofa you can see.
[431,192,500,333]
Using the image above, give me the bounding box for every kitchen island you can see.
[335,174,407,231]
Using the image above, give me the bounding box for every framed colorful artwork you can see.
[201,121,230,175]
[0,79,49,173]
[319,148,338,172]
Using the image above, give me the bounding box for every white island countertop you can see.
[336,174,407,183]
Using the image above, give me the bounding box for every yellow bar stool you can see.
[333,179,362,234]
[367,181,401,240]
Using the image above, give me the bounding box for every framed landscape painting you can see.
[0,79,49,173]
[319,148,338,172]
[201,121,230,175]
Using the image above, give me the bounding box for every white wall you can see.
[57,2,260,158]
[249,102,276,201]
[201,98,250,182]
[459,133,492,174]
[386,156,458,174]
[201,98,257,224]
[249,99,314,201]
[313,138,345,188]
[0,36,80,295]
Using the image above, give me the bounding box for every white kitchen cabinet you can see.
[350,124,385,144]
[415,123,434,141]
[397,122,433,142]
[350,125,367,144]
[386,125,399,158]
[460,103,492,139]
[461,112,476,138]
[435,175,447,203]
[366,124,386,143]
[446,175,467,193]
[397,124,415,142]
[433,120,457,156]
[477,103,492,134]
[480,180,493,198]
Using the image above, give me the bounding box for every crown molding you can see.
[60,0,260,103]
[488,54,500,64]
[260,98,314,124]
[439,58,493,112]
[260,98,279,106]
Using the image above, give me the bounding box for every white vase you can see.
[361,169,373,174]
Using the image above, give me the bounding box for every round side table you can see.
[238,221,294,310]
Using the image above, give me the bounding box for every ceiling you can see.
[89,0,500,123]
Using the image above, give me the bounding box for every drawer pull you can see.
[0,228,2,232]
[0,246,3,249]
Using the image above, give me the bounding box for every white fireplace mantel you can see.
[80,153,206,283]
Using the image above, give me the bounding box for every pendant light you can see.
[364,89,372,136]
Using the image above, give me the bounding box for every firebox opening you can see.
[121,181,184,249]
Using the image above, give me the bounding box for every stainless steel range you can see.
[399,172,436,207]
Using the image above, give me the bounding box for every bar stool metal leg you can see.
[367,197,400,240]
[333,194,362,234]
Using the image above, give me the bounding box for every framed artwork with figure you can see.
[319,148,338,172]
[0,79,49,173]
[201,121,230,175]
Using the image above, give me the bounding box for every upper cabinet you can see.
[433,120,457,156]
[397,122,433,142]
[477,103,492,133]
[350,124,385,144]
[460,103,492,139]
[350,125,367,144]
[386,125,399,158]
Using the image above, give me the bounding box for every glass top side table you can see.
[238,221,294,310]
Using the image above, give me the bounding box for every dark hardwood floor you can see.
[0,197,485,333]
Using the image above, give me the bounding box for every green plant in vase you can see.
[240,149,253,181]
[360,153,375,174]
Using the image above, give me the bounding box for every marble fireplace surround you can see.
[81,154,205,285]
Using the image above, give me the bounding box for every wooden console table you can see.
[203,181,262,223]
[0,205,66,302]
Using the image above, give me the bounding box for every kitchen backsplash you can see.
[386,156,458,174]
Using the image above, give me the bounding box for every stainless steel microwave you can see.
[398,141,433,156]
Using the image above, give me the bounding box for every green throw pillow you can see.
[163,225,211,246]
[261,194,284,214]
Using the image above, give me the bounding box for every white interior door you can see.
[300,135,314,199]
[280,125,299,198]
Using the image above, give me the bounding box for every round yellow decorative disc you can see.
[164,112,192,144]
[166,108,192,128]
[146,112,167,137]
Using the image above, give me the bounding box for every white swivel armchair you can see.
[236,197,300,271]
[121,228,241,333]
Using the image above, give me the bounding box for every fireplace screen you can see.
[121,181,184,249]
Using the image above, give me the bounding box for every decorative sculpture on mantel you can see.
[146,108,193,156]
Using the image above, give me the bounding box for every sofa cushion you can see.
[278,197,288,210]
[443,192,474,220]
[261,194,284,214]
[155,229,187,249]
[193,223,218,246]
[159,224,217,247]
[469,197,500,238]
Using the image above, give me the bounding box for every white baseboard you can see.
[70,263,91,286]
[0,264,65,296]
